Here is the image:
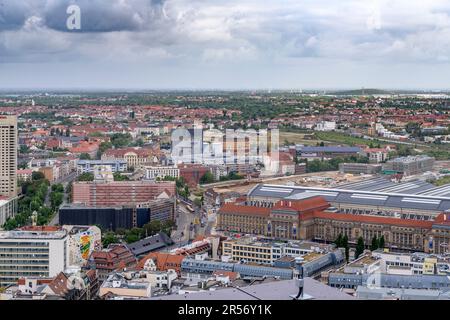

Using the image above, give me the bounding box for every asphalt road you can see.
[171,202,197,243]
[48,171,77,226]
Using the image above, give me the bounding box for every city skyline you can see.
[2,0,450,89]
[2,1,450,304]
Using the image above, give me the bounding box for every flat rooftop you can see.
[348,255,378,267]
[0,230,67,240]
[249,182,450,212]
[302,252,325,262]
[150,277,356,300]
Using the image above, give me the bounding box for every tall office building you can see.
[0,227,68,287]
[0,115,18,198]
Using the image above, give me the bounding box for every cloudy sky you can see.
[1,0,450,90]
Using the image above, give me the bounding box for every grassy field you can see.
[280,131,326,146]
[314,131,386,147]
[434,176,450,186]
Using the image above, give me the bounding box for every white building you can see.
[315,121,336,131]
[16,169,34,182]
[144,269,177,290]
[99,273,152,299]
[0,197,17,227]
[76,160,127,174]
[371,250,448,275]
[63,225,102,267]
[144,165,180,180]
[0,227,69,287]
[93,165,114,182]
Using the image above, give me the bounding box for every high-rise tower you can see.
[0,115,17,198]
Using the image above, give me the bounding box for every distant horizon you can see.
[2,87,450,94]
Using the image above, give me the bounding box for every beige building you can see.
[101,147,160,170]
[0,116,17,198]
[222,238,273,265]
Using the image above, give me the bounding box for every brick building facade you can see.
[72,181,176,206]
[217,196,450,254]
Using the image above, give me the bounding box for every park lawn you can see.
[280,131,328,146]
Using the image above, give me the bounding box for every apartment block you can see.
[71,180,176,206]
[144,165,180,180]
[339,163,382,174]
[0,197,17,226]
[0,115,17,199]
[76,160,127,174]
[0,227,68,287]
[382,155,435,176]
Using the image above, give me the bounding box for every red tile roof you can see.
[212,270,239,281]
[219,199,435,229]
[137,252,184,272]
[273,197,330,213]
[313,211,433,228]
[218,203,271,217]
[47,272,69,296]
[103,147,159,158]
[432,213,450,226]
[20,226,62,232]
[69,141,99,154]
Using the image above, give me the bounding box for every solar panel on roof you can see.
[401,198,441,205]
[259,187,292,193]
[379,183,419,193]
[304,190,338,197]
[421,185,450,197]
[351,194,388,201]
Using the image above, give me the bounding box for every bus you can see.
[186,205,195,213]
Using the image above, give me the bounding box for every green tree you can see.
[77,172,94,181]
[51,183,64,193]
[334,233,343,248]
[194,197,202,207]
[405,122,422,137]
[143,220,162,236]
[342,234,349,261]
[132,138,144,147]
[3,218,18,230]
[125,228,142,243]
[103,232,119,248]
[111,133,132,148]
[99,141,113,154]
[355,236,365,259]
[32,171,45,181]
[200,172,215,184]
[113,172,130,181]
[79,153,91,160]
[379,235,385,249]
[162,220,176,235]
[50,192,63,209]
[370,236,379,251]
[19,145,30,154]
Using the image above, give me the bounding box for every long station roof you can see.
[248,178,450,213]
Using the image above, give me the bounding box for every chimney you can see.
[292,257,305,300]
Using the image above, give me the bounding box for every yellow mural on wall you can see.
[80,233,92,260]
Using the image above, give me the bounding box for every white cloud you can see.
[2,0,450,88]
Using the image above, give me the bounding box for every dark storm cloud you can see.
[0,1,42,31]
[3,0,450,89]
[0,0,166,32]
[44,0,167,32]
